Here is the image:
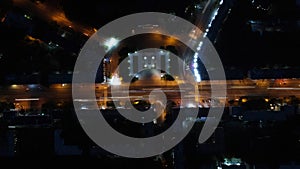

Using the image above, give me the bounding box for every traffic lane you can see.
[12,0,95,36]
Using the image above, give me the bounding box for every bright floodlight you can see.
[109,74,122,86]
[104,37,119,51]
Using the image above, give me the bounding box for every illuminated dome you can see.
[138,69,161,81]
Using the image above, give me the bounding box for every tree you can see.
[165,45,178,55]
[118,46,136,62]
[162,73,175,81]
[0,0,12,18]
[0,102,13,113]
[240,96,269,111]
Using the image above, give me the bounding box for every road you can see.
[1,78,300,110]
[12,0,96,36]
[5,0,300,109]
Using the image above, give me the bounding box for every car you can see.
[131,99,151,111]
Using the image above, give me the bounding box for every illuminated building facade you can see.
[127,50,171,78]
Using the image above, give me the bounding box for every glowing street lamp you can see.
[104,37,119,51]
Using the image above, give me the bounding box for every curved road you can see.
[12,0,96,36]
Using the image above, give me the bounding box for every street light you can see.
[104,37,119,51]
